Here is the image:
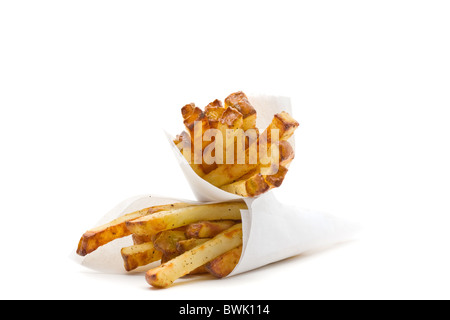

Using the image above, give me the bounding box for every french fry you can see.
[224,91,257,130]
[203,113,293,188]
[174,131,207,177]
[176,238,211,254]
[182,104,211,151]
[204,99,226,129]
[217,138,290,196]
[132,234,154,245]
[176,238,211,275]
[185,220,237,239]
[146,224,243,288]
[264,165,289,189]
[278,140,295,167]
[76,202,192,256]
[217,107,244,161]
[261,111,299,143]
[153,230,187,256]
[220,171,269,197]
[202,163,258,187]
[206,245,243,278]
[126,201,246,236]
[121,242,162,272]
[181,103,195,120]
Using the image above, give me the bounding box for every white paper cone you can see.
[231,192,358,276]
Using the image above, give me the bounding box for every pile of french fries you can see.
[77,200,246,288]
[174,91,299,197]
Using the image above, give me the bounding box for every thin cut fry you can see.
[176,238,211,254]
[224,91,257,130]
[153,230,187,256]
[185,220,237,238]
[260,111,299,143]
[121,242,162,272]
[126,201,246,236]
[220,172,269,197]
[76,202,192,256]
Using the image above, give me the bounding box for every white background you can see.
[1,1,449,300]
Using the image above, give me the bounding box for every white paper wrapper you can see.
[73,94,358,277]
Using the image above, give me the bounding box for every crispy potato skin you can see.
[206,245,243,278]
[220,172,270,197]
[126,202,245,236]
[264,165,289,188]
[76,203,191,256]
[76,209,150,256]
[185,220,236,238]
[77,228,129,256]
[146,224,242,288]
[121,242,162,272]
[224,91,257,118]
[153,230,187,255]
[176,238,210,254]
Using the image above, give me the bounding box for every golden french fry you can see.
[278,140,295,167]
[219,137,291,196]
[132,234,154,245]
[220,172,270,197]
[174,131,207,177]
[261,111,299,143]
[176,238,212,275]
[121,242,162,272]
[182,105,211,151]
[160,238,211,275]
[204,99,226,129]
[181,103,195,120]
[206,245,242,278]
[217,107,244,159]
[146,224,243,288]
[202,163,258,187]
[176,238,211,254]
[224,91,257,130]
[185,220,237,239]
[153,230,187,256]
[264,165,289,189]
[76,202,192,256]
[203,116,290,188]
[126,201,246,236]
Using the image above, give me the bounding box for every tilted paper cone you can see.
[231,192,357,276]
[72,193,357,276]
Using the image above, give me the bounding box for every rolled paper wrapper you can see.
[72,94,358,277]
[231,192,357,276]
